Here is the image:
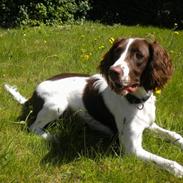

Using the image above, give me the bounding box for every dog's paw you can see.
[177,138,183,150]
[166,161,183,178]
[29,126,53,141]
[41,131,52,140]
[179,143,183,150]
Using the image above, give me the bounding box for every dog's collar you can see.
[125,91,152,104]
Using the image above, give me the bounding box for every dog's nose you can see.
[109,66,123,81]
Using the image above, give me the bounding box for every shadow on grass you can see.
[40,112,120,166]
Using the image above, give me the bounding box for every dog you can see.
[4,37,183,177]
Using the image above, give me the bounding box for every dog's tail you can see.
[4,84,28,105]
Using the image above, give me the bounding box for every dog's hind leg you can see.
[29,100,68,140]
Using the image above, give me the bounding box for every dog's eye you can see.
[135,52,144,60]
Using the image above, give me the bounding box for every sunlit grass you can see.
[1,22,183,182]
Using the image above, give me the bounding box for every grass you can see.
[0,22,183,182]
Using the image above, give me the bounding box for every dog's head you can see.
[99,38,172,95]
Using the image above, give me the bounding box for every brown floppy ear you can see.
[99,37,125,76]
[141,41,173,91]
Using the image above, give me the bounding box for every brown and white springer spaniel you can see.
[5,38,183,177]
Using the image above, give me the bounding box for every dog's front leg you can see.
[149,123,183,148]
[120,125,183,177]
[134,147,183,177]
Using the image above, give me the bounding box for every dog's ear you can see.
[141,41,173,91]
[99,38,125,76]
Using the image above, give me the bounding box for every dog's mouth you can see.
[109,79,139,95]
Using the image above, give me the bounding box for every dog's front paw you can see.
[166,161,183,178]
[171,133,183,149]
[177,138,183,150]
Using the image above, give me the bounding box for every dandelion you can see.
[174,31,179,35]
[98,45,105,50]
[109,37,115,44]
[82,53,92,61]
[83,54,90,60]
[154,88,161,95]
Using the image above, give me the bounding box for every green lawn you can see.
[1,22,183,182]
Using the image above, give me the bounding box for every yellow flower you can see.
[84,54,90,60]
[154,88,161,95]
[98,45,105,50]
[174,31,179,35]
[82,53,92,60]
[109,37,115,44]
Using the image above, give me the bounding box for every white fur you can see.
[4,84,27,104]
[112,38,134,84]
[5,75,183,177]
[29,76,88,134]
[102,86,183,177]
[4,37,183,177]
